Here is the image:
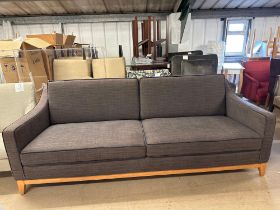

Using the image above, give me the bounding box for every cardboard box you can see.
[0,39,49,101]
[41,49,56,80]
[0,57,21,83]
[53,58,92,81]
[0,39,50,79]
[25,38,55,80]
[92,57,126,78]
[23,38,51,50]
[26,33,63,46]
[0,63,46,102]
[24,50,48,77]
[0,57,30,83]
[63,35,76,47]
[41,46,72,80]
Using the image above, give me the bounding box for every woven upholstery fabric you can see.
[2,77,276,181]
[23,151,260,179]
[140,75,226,119]
[142,116,261,157]
[226,82,276,162]
[48,79,140,124]
[21,120,145,166]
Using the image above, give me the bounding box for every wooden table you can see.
[222,63,245,93]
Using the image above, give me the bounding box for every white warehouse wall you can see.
[251,16,280,42]
[0,25,3,40]
[13,23,62,37]
[0,14,280,62]
[4,20,166,64]
[168,13,224,52]
[63,20,166,64]
[183,17,224,50]
[63,22,134,63]
[170,13,280,53]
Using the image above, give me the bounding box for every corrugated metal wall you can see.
[0,25,3,40]
[63,21,166,63]
[13,24,62,36]
[251,16,280,41]
[1,20,166,64]
[182,17,224,50]
[169,13,224,51]
[63,22,133,62]
[0,14,280,62]
[180,15,280,52]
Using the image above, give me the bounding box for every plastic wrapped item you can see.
[0,82,35,132]
[207,41,225,71]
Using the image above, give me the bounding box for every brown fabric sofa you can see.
[2,75,276,194]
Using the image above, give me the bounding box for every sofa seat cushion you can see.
[21,120,145,166]
[142,116,262,158]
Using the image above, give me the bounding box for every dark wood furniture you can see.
[132,16,168,60]
[129,62,169,71]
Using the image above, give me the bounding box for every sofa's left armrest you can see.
[226,82,276,163]
[2,85,50,180]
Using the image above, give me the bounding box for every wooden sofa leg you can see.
[258,164,267,176]
[17,181,26,195]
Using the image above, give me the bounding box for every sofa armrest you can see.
[2,85,50,180]
[226,82,276,163]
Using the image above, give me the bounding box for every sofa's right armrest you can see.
[2,85,50,180]
[226,82,276,163]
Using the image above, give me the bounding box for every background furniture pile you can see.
[132,16,168,60]
[0,33,128,100]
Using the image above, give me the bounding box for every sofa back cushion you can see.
[140,75,226,119]
[48,79,139,124]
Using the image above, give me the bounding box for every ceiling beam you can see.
[0,13,169,25]
[191,7,280,19]
[173,0,182,12]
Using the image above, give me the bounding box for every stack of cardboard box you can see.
[0,33,128,104]
[0,33,77,101]
[0,39,50,101]
[26,33,77,81]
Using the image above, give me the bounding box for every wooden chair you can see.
[267,26,280,58]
